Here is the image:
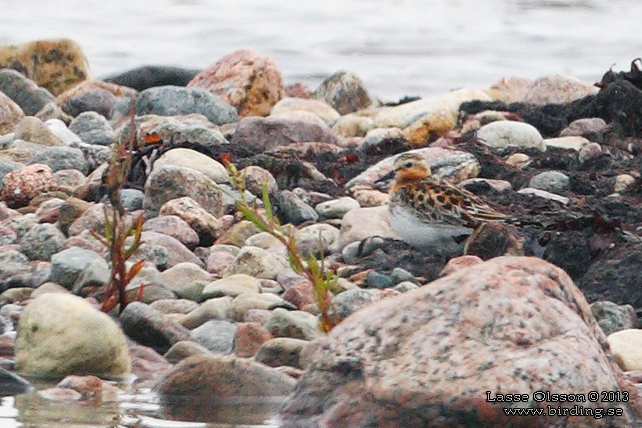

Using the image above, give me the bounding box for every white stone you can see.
[477,121,545,151]
[152,148,229,183]
[608,329,642,371]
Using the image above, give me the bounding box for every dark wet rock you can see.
[0,69,54,116]
[277,190,318,225]
[103,65,200,91]
[68,111,115,146]
[281,257,642,428]
[135,86,238,125]
[190,320,238,354]
[255,337,309,369]
[27,146,88,174]
[579,244,642,311]
[0,367,33,396]
[590,300,637,335]
[314,70,374,115]
[120,302,192,355]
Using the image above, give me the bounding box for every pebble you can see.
[0,69,54,116]
[528,170,571,193]
[49,246,107,289]
[201,274,262,299]
[543,136,590,151]
[19,223,66,261]
[278,190,319,225]
[477,120,545,151]
[190,319,237,354]
[27,146,88,174]
[313,70,374,115]
[68,111,115,146]
[517,187,570,204]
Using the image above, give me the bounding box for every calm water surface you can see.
[1,0,642,426]
[1,0,642,100]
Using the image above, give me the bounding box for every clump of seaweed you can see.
[91,105,145,314]
[221,155,339,332]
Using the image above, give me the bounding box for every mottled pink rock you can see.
[560,117,608,137]
[282,281,316,310]
[233,322,273,358]
[142,215,199,250]
[188,49,284,118]
[0,91,24,134]
[129,344,172,388]
[281,256,642,428]
[158,197,221,247]
[440,255,483,276]
[231,116,342,152]
[524,74,598,105]
[284,82,312,99]
[205,250,237,276]
[0,202,21,221]
[0,164,57,208]
[138,231,205,269]
[486,75,533,103]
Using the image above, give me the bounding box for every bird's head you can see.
[375,153,432,187]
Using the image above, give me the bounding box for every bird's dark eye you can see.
[404,162,412,168]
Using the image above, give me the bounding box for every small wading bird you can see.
[375,153,507,256]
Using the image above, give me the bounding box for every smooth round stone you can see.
[390,267,417,285]
[14,117,63,146]
[332,114,375,138]
[331,288,379,322]
[394,281,420,293]
[149,299,199,315]
[359,127,405,154]
[119,188,144,211]
[578,142,603,164]
[255,337,309,369]
[241,165,278,197]
[202,274,262,299]
[477,121,545,151]
[543,136,589,151]
[314,197,360,219]
[49,246,108,290]
[223,246,288,280]
[190,320,238,354]
[591,301,636,336]
[504,153,532,169]
[294,223,341,256]
[27,146,88,174]
[608,329,642,371]
[15,293,131,378]
[270,97,340,125]
[69,111,115,146]
[164,341,212,364]
[178,296,233,329]
[46,119,82,146]
[314,70,374,115]
[244,232,286,253]
[152,148,229,184]
[266,308,323,341]
[227,293,289,322]
[560,117,607,137]
[54,169,86,192]
[365,271,393,289]
[614,174,635,193]
[528,171,570,193]
[156,262,213,296]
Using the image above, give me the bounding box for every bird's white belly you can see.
[389,205,473,255]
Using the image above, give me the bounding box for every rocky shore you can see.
[2,38,642,427]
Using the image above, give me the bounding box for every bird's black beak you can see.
[374,169,395,184]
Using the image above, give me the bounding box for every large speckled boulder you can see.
[54,79,138,118]
[281,256,642,427]
[188,49,284,118]
[15,293,131,378]
[314,70,374,115]
[143,165,225,218]
[0,164,57,208]
[0,38,90,96]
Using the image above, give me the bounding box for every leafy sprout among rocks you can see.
[90,105,145,314]
[221,154,339,332]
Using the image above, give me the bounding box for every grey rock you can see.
[0,69,54,116]
[314,70,374,115]
[365,271,393,289]
[135,86,237,125]
[120,188,144,211]
[120,302,192,354]
[190,319,238,354]
[314,197,360,219]
[0,158,23,187]
[390,267,418,285]
[528,170,570,193]
[278,190,318,225]
[27,146,88,174]
[590,300,637,336]
[49,246,107,290]
[164,340,212,364]
[69,111,116,146]
[0,367,33,397]
[19,223,66,261]
[332,288,379,322]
